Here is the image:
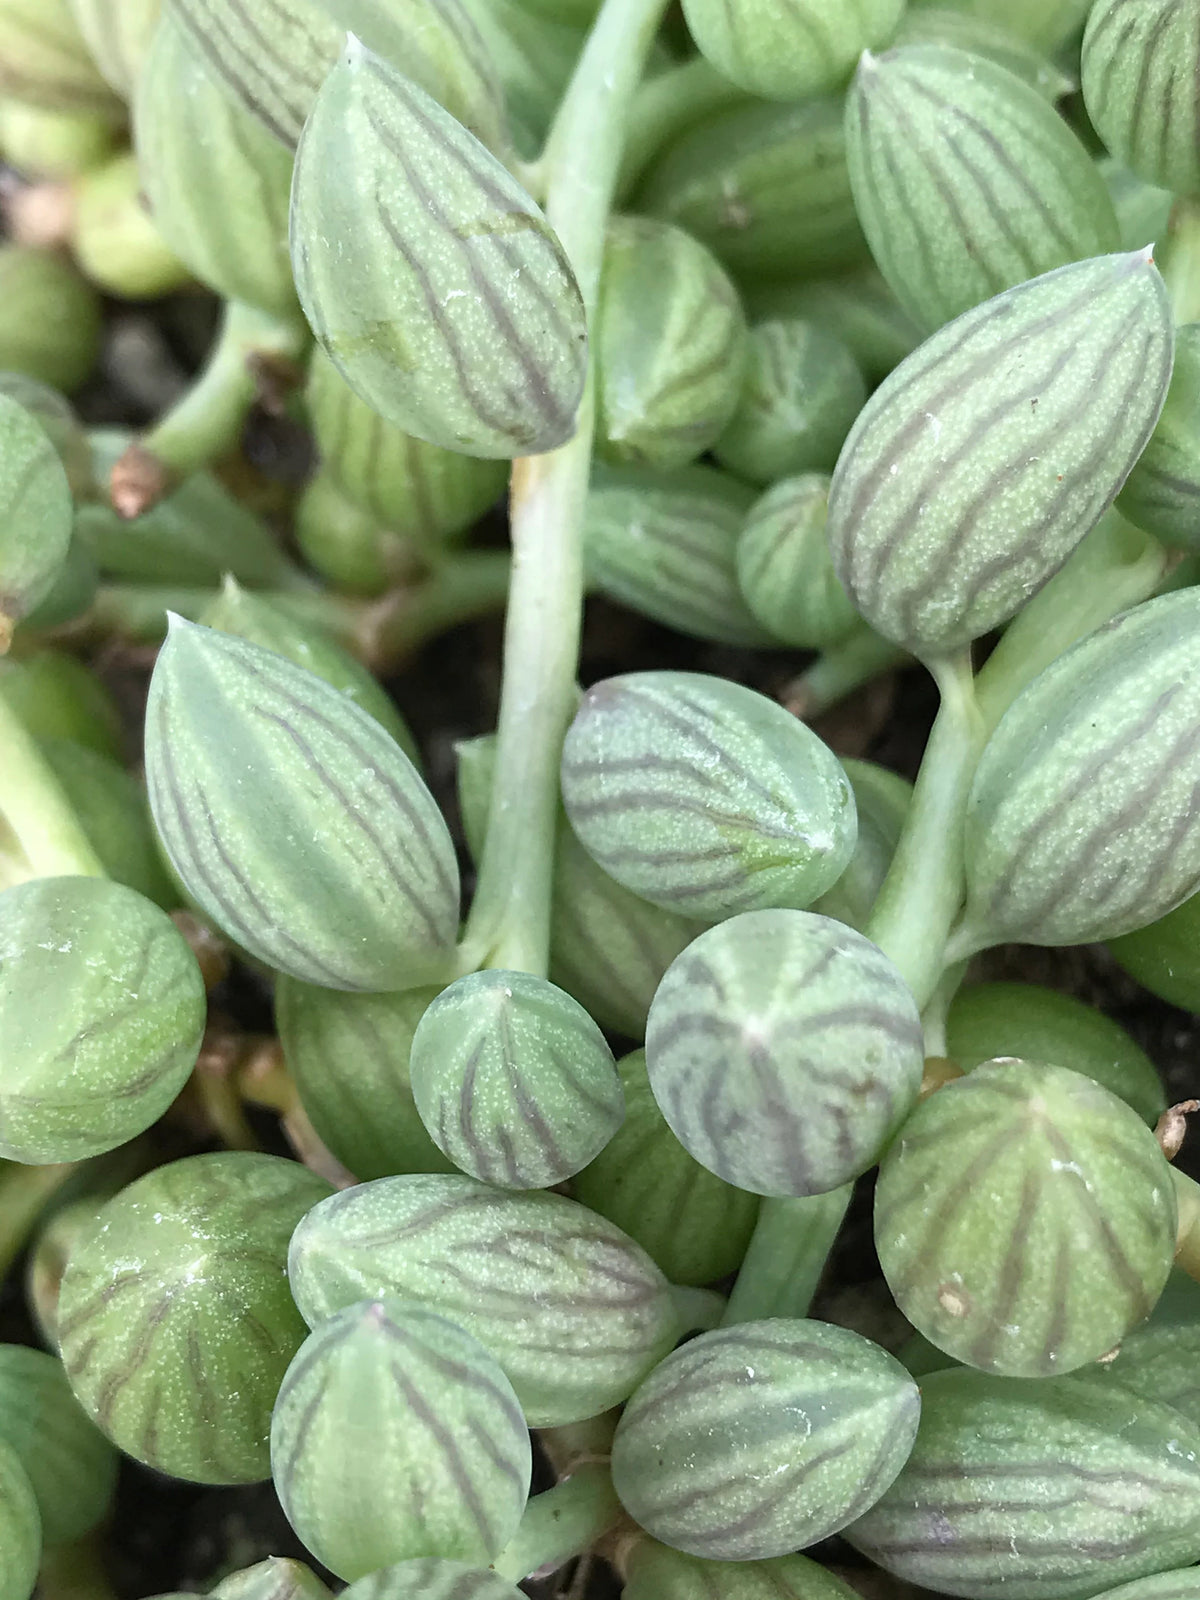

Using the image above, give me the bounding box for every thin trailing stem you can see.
[492,1461,623,1582]
[780,626,908,721]
[721,1186,854,1327]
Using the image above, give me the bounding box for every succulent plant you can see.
[65,0,160,97]
[680,0,902,102]
[890,7,1075,99]
[0,246,102,393]
[622,1542,871,1600]
[736,473,858,648]
[1083,1270,1200,1429]
[744,264,921,382]
[0,647,121,758]
[71,149,190,299]
[1083,0,1200,196]
[0,1344,116,1547]
[208,1557,333,1600]
[0,393,72,644]
[1108,887,1200,1012]
[0,1437,40,1600]
[812,757,912,933]
[339,1561,525,1600]
[1118,323,1200,551]
[0,0,120,115]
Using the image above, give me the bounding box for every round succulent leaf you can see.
[270,1298,531,1581]
[736,473,858,649]
[1118,322,1200,551]
[0,1344,116,1546]
[72,148,191,300]
[715,320,866,486]
[0,245,102,394]
[571,1049,761,1286]
[1108,887,1200,1012]
[58,1152,332,1484]
[144,618,460,991]
[646,909,923,1197]
[0,877,205,1163]
[744,265,921,383]
[924,0,1093,52]
[17,531,97,633]
[846,45,1119,337]
[0,391,72,637]
[66,0,160,97]
[276,979,454,1181]
[961,588,1200,948]
[595,214,747,472]
[409,969,624,1189]
[1083,0,1200,196]
[0,373,90,495]
[208,1558,332,1600]
[1087,1574,1200,1600]
[561,671,857,921]
[636,96,867,284]
[681,0,903,101]
[891,8,1075,100]
[844,1367,1200,1599]
[827,250,1174,658]
[612,1318,921,1561]
[0,1438,39,1600]
[290,37,586,459]
[623,1544,868,1600]
[944,982,1166,1125]
[341,1561,525,1600]
[305,347,506,549]
[0,647,122,759]
[875,1060,1177,1377]
[287,1172,681,1426]
[295,469,412,596]
[812,757,912,933]
[584,462,771,647]
[1080,1270,1200,1431]
[0,0,121,115]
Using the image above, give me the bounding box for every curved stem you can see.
[779,627,908,721]
[0,689,104,881]
[360,550,512,670]
[721,1185,853,1327]
[492,1461,623,1582]
[616,55,748,200]
[671,1284,726,1332]
[920,959,970,1058]
[461,0,670,977]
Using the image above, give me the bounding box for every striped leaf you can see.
[0,394,71,641]
[846,44,1119,334]
[341,1561,524,1600]
[305,348,506,551]
[736,473,858,649]
[290,38,586,459]
[0,1440,39,1600]
[1119,322,1200,551]
[915,0,1094,53]
[645,909,924,1197]
[827,250,1174,658]
[0,246,101,395]
[134,11,297,318]
[680,0,903,101]
[1083,0,1200,196]
[892,8,1075,100]
[58,1153,332,1484]
[0,0,122,115]
[571,1049,762,1287]
[623,1546,867,1600]
[715,319,866,485]
[455,0,587,159]
[1084,1271,1200,1430]
[209,1559,332,1600]
[287,1172,681,1425]
[611,1319,920,1561]
[745,265,921,383]
[276,980,454,1181]
[960,588,1200,948]
[875,1061,1177,1377]
[0,1345,116,1547]
[409,970,624,1189]
[845,1368,1200,1599]
[65,0,160,97]
[0,877,206,1163]
[812,757,912,933]
[1103,156,1176,251]
[1089,1577,1200,1600]
[584,464,773,648]
[595,215,747,471]
[560,672,857,920]
[636,96,867,284]
[295,468,413,596]
[270,1299,531,1580]
[144,619,460,991]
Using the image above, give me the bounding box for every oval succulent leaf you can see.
[560,671,857,921]
[409,970,624,1189]
[341,1561,525,1600]
[0,1439,39,1600]
[144,618,460,991]
[1087,1577,1200,1600]
[1108,887,1200,1012]
[645,909,924,1198]
[961,588,1200,948]
[0,392,72,642]
[58,1153,332,1484]
[680,0,903,101]
[845,1368,1200,1599]
[270,1299,531,1581]
[736,473,859,649]
[0,245,102,395]
[0,1344,116,1546]
[209,1558,332,1600]
[846,44,1120,334]
[66,0,161,97]
[623,1545,868,1600]
[745,264,921,382]
[0,0,121,115]
[890,8,1076,101]
[290,37,586,459]
[1118,322,1200,551]
[1083,0,1200,196]
[875,1061,1177,1377]
[1085,1270,1200,1430]
[287,1172,681,1426]
[611,1319,921,1560]
[827,250,1174,657]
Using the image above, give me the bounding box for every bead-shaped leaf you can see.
[681,0,903,101]
[961,589,1200,948]
[875,1061,1177,1377]
[1083,0,1200,196]
[1108,886,1200,1012]
[890,8,1076,100]
[66,0,160,97]
[595,215,747,471]
[812,757,911,932]
[288,1172,681,1425]
[270,1299,531,1580]
[736,473,858,649]
[0,393,71,644]
[290,38,586,458]
[0,645,121,758]
[715,319,866,485]
[409,970,623,1188]
[845,1368,1200,1599]
[0,1345,116,1547]
[612,1319,920,1560]
[0,0,121,115]
[145,619,460,990]
[58,1153,332,1483]
[646,909,924,1197]
[584,464,772,648]
[561,671,857,920]
[1118,322,1200,550]
[846,45,1119,334]
[572,1049,761,1286]
[827,250,1174,658]
[0,877,205,1163]
[209,1559,332,1600]
[0,245,101,394]
[0,1439,39,1600]
[623,1546,866,1600]
[746,263,921,382]
[341,1562,524,1600]
[0,373,91,496]
[944,0,1093,52]
[1085,1271,1200,1430]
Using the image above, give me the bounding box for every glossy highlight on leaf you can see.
[1083,0,1200,196]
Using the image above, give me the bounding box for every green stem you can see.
[461,0,670,977]
[671,1283,727,1332]
[616,55,748,200]
[866,650,985,1012]
[362,550,512,670]
[492,1462,623,1582]
[0,690,104,880]
[721,1185,853,1327]
[920,959,970,1058]
[1160,196,1200,325]
[0,1161,81,1281]
[780,626,908,721]
[1172,1167,1200,1283]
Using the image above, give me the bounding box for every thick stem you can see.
[920,959,971,1058]
[492,1462,623,1582]
[1160,196,1200,326]
[779,627,908,721]
[721,1185,853,1327]
[462,0,670,977]
[0,690,104,881]
[617,55,748,200]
